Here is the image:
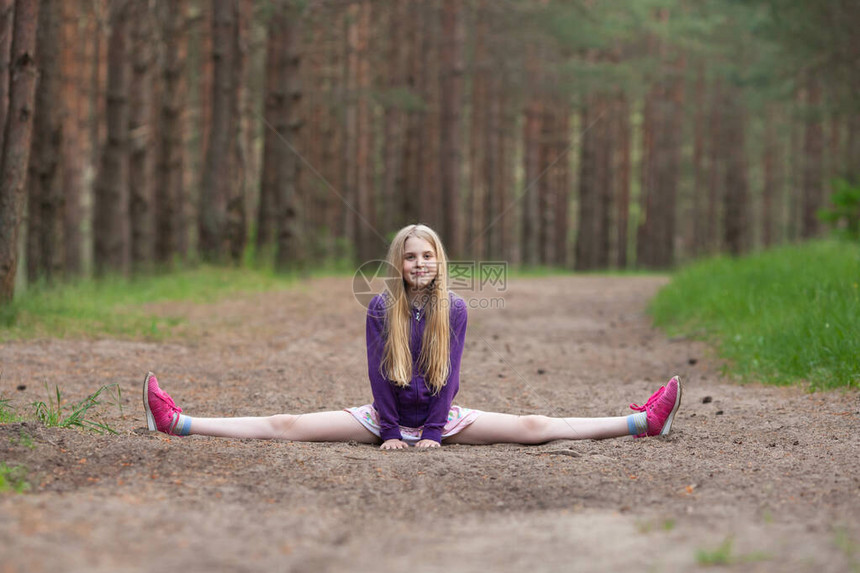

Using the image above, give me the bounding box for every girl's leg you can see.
[446,376,683,445]
[187,411,380,443]
[143,372,378,443]
[444,413,629,445]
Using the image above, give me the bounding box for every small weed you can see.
[696,536,771,566]
[696,537,735,566]
[636,520,654,534]
[0,398,23,423]
[636,517,677,534]
[32,383,122,434]
[0,462,30,494]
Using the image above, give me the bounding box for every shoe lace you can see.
[629,386,665,412]
[158,389,182,414]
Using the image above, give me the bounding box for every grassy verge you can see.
[0,265,306,341]
[650,241,860,390]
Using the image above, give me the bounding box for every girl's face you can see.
[401,236,438,293]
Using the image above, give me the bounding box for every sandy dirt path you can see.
[1,275,858,572]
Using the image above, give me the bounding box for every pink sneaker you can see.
[142,372,184,436]
[629,376,682,437]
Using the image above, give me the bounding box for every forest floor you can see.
[1,275,858,573]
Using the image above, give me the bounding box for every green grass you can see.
[695,537,771,566]
[0,398,23,423]
[0,265,307,341]
[32,384,123,434]
[0,462,30,494]
[650,241,860,390]
[696,537,735,566]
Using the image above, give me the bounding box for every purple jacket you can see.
[365,292,468,443]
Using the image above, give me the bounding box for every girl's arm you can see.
[420,297,468,444]
[366,295,403,442]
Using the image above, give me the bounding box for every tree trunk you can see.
[538,102,554,265]
[595,96,611,269]
[399,5,421,225]
[238,0,256,240]
[575,99,597,271]
[61,0,83,276]
[226,0,245,264]
[256,5,283,254]
[342,2,358,255]
[496,78,514,261]
[787,89,802,241]
[636,14,683,269]
[418,2,441,232]
[691,61,706,257]
[128,1,153,271]
[614,93,631,268]
[27,0,63,284]
[521,48,541,267]
[846,115,860,185]
[801,75,823,239]
[83,0,105,274]
[706,80,723,252]
[723,90,749,256]
[380,0,406,236]
[221,0,246,264]
[0,0,40,302]
[761,103,780,247]
[467,0,487,259]
[554,101,571,267]
[320,5,342,256]
[827,115,841,187]
[199,0,238,262]
[660,53,685,264]
[274,2,303,271]
[93,0,130,277]
[0,0,14,157]
[354,0,375,264]
[636,82,657,267]
[485,53,505,260]
[439,0,463,257]
[155,0,187,265]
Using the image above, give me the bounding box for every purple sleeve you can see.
[366,296,402,442]
[420,297,468,443]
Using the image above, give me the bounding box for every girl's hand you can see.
[380,439,409,450]
[415,439,441,449]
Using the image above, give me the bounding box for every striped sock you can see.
[627,412,647,436]
[170,413,193,436]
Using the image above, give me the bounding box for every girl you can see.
[143,224,682,449]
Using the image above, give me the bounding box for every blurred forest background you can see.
[0,0,857,302]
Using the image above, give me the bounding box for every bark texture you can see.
[0,0,40,302]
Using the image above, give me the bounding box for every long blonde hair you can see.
[380,224,451,394]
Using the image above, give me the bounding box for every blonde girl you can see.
[144,224,682,448]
